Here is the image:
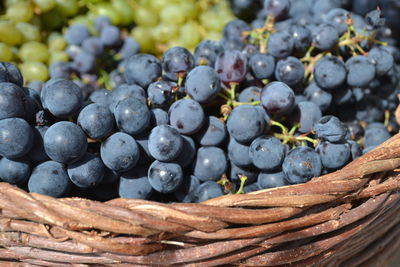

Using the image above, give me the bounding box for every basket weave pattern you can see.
[2,134,400,266]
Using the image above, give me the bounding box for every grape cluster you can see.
[0,1,399,204]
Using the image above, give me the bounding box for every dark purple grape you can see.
[261,81,295,115]
[0,118,33,159]
[148,160,183,193]
[312,23,339,51]
[313,115,347,143]
[249,135,285,171]
[221,20,250,50]
[267,32,294,59]
[263,0,291,21]
[291,101,322,133]
[0,82,27,120]
[316,141,351,170]
[314,56,346,90]
[303,82,332,112]
[288,24,312,54]
[119,165,152,199]
[168,99,205,135]
[67,153,106,188]
[324,8,350,35]
[114,97,150,136]
[77,103,114,139]
[148,125,183,162]
[194,40,222,67]
[238,86,261,102]
[215,49,248,84]
[248,53,275,80]
[192,181,223,202]
[124,54,162,88]
[195,116,226,147]
[194,146,227,182]
[275,56,304,86]
[100,25,121,47]
[65,24,90,46]
[257,171,288,189]
[162,47,194,81]
[367,47,394,76]
[0,156,31,185]
[185,66,221,103]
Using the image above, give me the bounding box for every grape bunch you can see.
[0,0,399,204]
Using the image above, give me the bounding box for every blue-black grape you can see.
[221,20,250,50]
[291,101,322,133]
[363,123,391,149]
[0,118,33,159]
[194,40,222,66]
[324,8,350,35]
[124,54,162,88]
[192,181,223,202]
[65,24,90,46]
[89,88,110,106]
[257,171,288,189]
[168,98,205,135]
[261,81,295,115]
[249,135,285,171]
[0,82,27,120]
[267,32,294,59]
[263,0,291,20]
[100,132,140,172]
[118,37,140,60]
[316,141,351,170]
[44,121,87,164]
[148,160,183,193]
[174,175,200,203]
[238,86,261,103]
[283,146,322,184]
[175,135,196,168]
[227,104,265,144]
[78,103,114,139]
[303,82,332,112]
[275,56,304,86]
[0,62,24,87]
[248,53,275,80]
[150,108,169,126]
[195,116,226,147]
[228,137,253,167]
[162,47,194,81]
[95,16,111,33]
[346,56,376,88]
[313,115,347,143]
[367,47,394,76]
[49,62,73,79]
[82,37,104,56]
[148,124,183,162]
[214,49,248,84]
[314,56,347,90]
[72,51,96,74]
[147,80,176,108]
[119,165,153,199]
[108,83,146,112]
[28,161,71,197]
[67,153,106,188]
[288,24,312,54]
[194,146,227,182]
[230,163,258,185]
[114,97,150,136]
[0,156,31,185]
[312,23,339,51]
[185,66,221,103]
[100,25,121,47]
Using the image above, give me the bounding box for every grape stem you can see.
[235,175,248,194]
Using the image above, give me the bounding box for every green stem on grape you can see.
[232,100,261,107]
[384,109,390,128]
[235,175,247,194]
[218,92,230,101]
[177,75,184,87]
[229,82,238,101]
[262,79,269,85]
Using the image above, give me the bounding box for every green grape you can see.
[33,0,56,13]
[6,1,34,23]
[0,22,23,46]
[48,32,67,51]
[40,10,66,31]
[20,61,49,82]
[180,2,199,21]
[0,43,14,62]
[160,4,186,25]
[111,0,134,25]
[146,0,176,13]
[15,22,41,42]
[131,27,156,54]
[70,15,97,35]
[133,6,158,27]
[19,41,50,63]
[91,3,122,26]
[200,11,224,31]
[178,21,201,49]
[204,31,221,41]
[55,0,79,17]
[49,51,69,64]
[152,23,178,43]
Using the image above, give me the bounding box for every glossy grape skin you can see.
[174,175,200,203]
[228,137,253,167]
[215,49,248,84]
[263,0,291,21]
[65,24,90,46]
[192,181,224,202]
[313,115,347,143]
[267,32,294,59]
[324,8,350,35]
[150,108,169,126]
[0,82,26,120]
[119,166,153,199]
[194,146,227,182]
[248,53,276,80]
[257,171,288,189]
[114,98,150,136]
[275,56,304,86]
[44,121,87,164]
[77,103,114,139]
[168,99,205,135]
[0,62,24,87]
[124,54,162,88]
[316,141,351,170]
[367,47,394,76]
[175,135,196,168]
[288,24,312,54]
[162,47,194,81]
[28,126,49,162]
[67,153,106,188]
[100,132,140,172]
[194,40,222,67]
[303,82,332,112]
[312,23,339,51]
[195,116,226,147]
[282,146,322,184]
[0,118,33,159]
[148,125,183,162]
[148,160,183,193]
[0,156,31,185]
[249,135,286,171]
[108,83,146,112]
[41,79,83,118]
[147,80,175,108]
[261,81,295,115]
[314,56,347,90]
[238,86,261,103]
[28,161,71,197]
[185,66,221,103]
[346,56,376,88]
[227,104,265,144]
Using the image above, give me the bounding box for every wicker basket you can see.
[1,132,400,266]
